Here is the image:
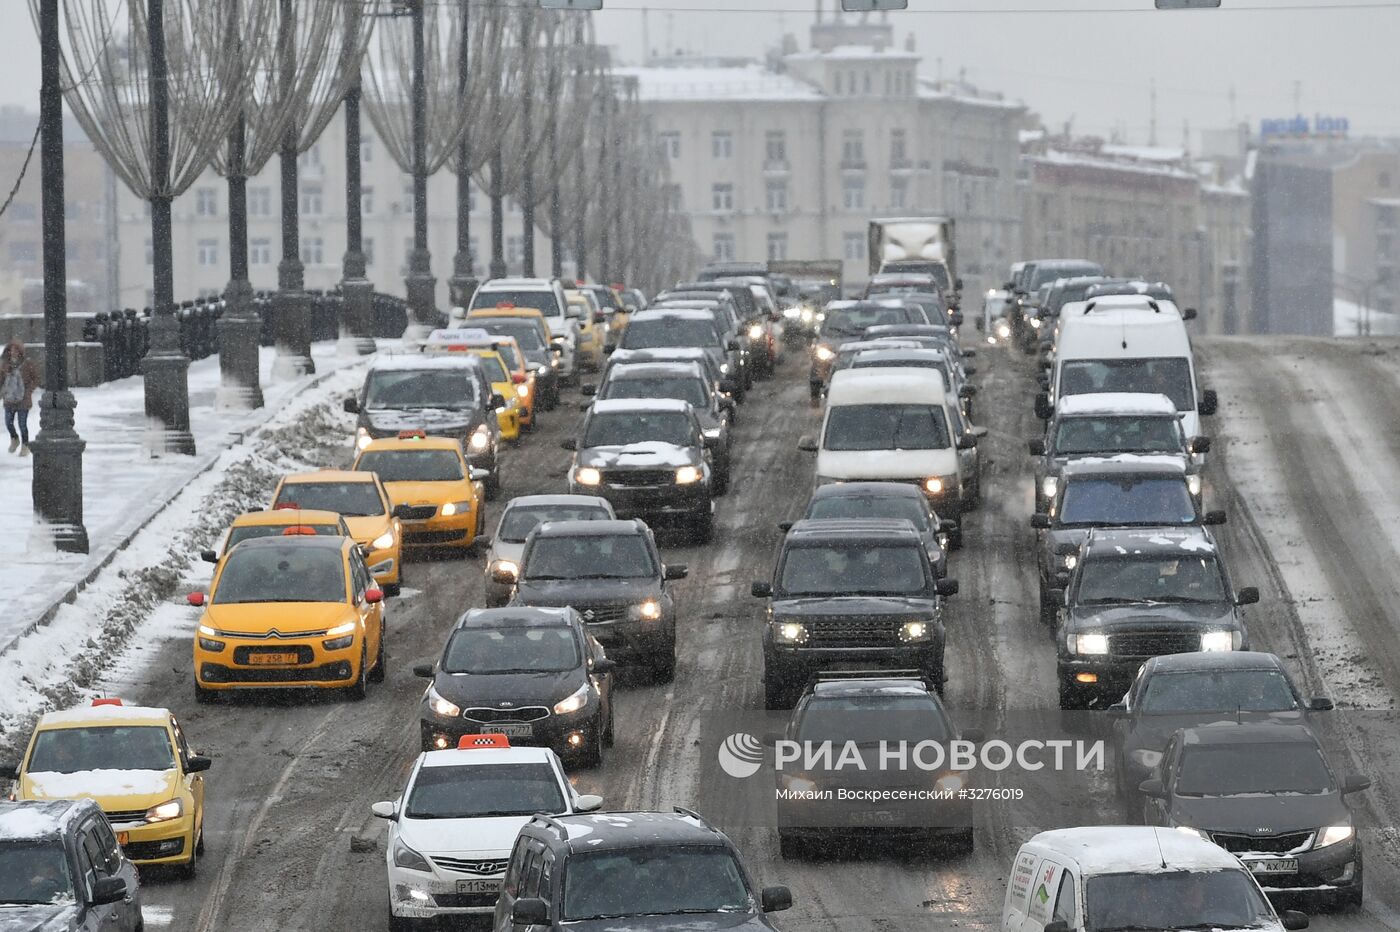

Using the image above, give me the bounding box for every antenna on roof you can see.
[1153,827,1169,869]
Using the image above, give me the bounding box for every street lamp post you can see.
[519,8,537,277]
[272,0,314,379]
[448,0,477,307]
[403,0,438,336]
[489,150,507,278]
[339,82,377,354]
[217,106,266,407]
[31,0,89,553]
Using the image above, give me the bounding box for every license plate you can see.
[492,724,533,738]
[247,652,298,665]
[117,832,129,845]
[1249,858,1299,874]
[456,879,501,894]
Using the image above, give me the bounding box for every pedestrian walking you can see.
[1,338,40,456]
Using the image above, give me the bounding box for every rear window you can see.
[620,317,720,351]
[227,523,341,550]
[356,449,464,482]
[275,481,384,517]
[822,306,920,336]
[471,290,560,317]
[1058,476,1194,526]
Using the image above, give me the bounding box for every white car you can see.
[466,278,582,384]
[482,494,616,607]
[373,738,602,929]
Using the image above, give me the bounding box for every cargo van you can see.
[1002,826,1309,931]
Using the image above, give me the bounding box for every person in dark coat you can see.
[1,338,40,456]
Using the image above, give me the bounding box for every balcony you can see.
[889,157,914,175]
[839,159,867,173]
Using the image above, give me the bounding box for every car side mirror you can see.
[186,754,212,774]
[935,578,959,597]
[1034,392,1052,420]
[371,800,398,821]
[1189,436,1212,454]
[949,311,964,327]
[1199,388,1218,416]
[365,588,384,604]
[1342,774,1372,795]
[560,438,577,451]
[1279,910,1309,931]
[412,663,435,679]
[956,435,977,450]
[1202,509,1227,526]
[512,898,549,925]
[89,877,127,907]
[796,435,818,452]
[1138,778,1166,799]
[1044,921,1071,932]
[200,549,218,564]
[575,793,603,812]
[751,581,773,598]
[777,521,794,532]
[1308,697,1335,711]
[490,565,518,584]
[343,397,359,413]
[958,385,977,400]
[594,310,606,323]
[1027,439,1046,456]
[761,886,793,913]
[1049,587,1066,606]
[1107,702,1128,719]
[392,504,415,520]
[186,591,206,607]
[1182,306,1198,321]
[725,338,740,351]
[489,392,507,411]
[580,383,597,396]
[1030,513,1050,529]
[553,344,565,355]
[1235,586,1260,606]
[591,658,618,675]
[664,563,689,580]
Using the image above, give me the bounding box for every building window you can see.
[194,187,217,216]
[843,232,865,261]
[361,135,372,163]
[890,177,909,209]
[299,144,321,168]
[712,233,735,261]
[363,237,375,267]
[250,237,272,266]
[766,232,788,262]
[507,235,523,266]
[9,241,37,262]
[765,181,788,212]
[659,131,680,159]
[843,178,865,210]
[301,236,324,265]
[712,183,735,211]
[890,128,908,164]
[842,130,865,166]
[301,185,322,217]
[765,131,786,164]
[197,238,219,266]
[361,186,374,216]
[711,131,733,159]
[249,187,272,217]
[863,71,872,95]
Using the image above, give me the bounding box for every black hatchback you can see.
[414,607,616,767]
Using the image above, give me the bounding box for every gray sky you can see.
[0,1,1396,148]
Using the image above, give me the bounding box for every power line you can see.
[0,121,41,221]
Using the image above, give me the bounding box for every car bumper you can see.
[1057,656,1143,694]
[196,635,364,690]
[419,704,602,757]
[402,511,477,548]
[582,616,674,664]
[765,643,943,682]
[388,867,504,918]
[571,482,711,520]
[110,815,196,865]
[1244,843,1362,896]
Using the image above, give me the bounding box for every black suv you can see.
[652,291,753,385]
[503,519,687,680]
[790,482,949,578]
[564,399,717,541]
[752,519,958,708]
[1053,527,1258,709]
[492,808,792,932]
[413,606,616,765]
[613,309,743,402]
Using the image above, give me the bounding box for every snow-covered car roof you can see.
[1060,455,1188,477]
[0,799,88,840]
[368,353,482,372]
[418,745,558,770]
[38,701,170,728]
[1083,527,1217,556]
[1055,392,1178,417]
[629,308,717,323]
[827,368,948,405]
[477,278,556,290]
[587,398,694,416]
[1025,826,1245,875]
[502,494,614,509]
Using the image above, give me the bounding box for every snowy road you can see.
[26,339,1400,931]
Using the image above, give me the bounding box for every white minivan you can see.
[799,367,976,548]
[1002,826,1309,932]
[1039,297,1216,442]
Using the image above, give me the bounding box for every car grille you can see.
[1108,631,1201,658]
[123,837,185,861]
[405,528,469,544]
[577,605,628,625]
[462,706,550,724]
[400,504,439,520]
[432,892,498,909]
[431,856,509,875]
[1211,831,1314,854]
[605,469,674,487]
[807,617,905,645]
[105,808,147,824]
[232,646,316,666]
[216,628,330,640]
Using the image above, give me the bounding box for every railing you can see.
[81,289,413,385]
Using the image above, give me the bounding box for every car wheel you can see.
[578,721,605,769]
[947,524,964,551]
[484,473,501,501]
[196,823,205,857]
[178,832,199,879]
[604,703,616,747]
[368,625,386,683]
[345,644,369,701]
[778,832,805,860]
[808,382,822,403]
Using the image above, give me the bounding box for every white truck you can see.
[867,217,959,299]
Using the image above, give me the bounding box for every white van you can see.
[1002,827,1309,932]
[1041,297,1216,441]
[799,368,975,547]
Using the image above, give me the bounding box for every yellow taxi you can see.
[352,433,486,551]
[580,282,629,350]
[200,507,352,567]
[270,469,405,595]
[189,534,387,701]
[564,288,606,370]
[424,328,538,432]
[7,699,210,876]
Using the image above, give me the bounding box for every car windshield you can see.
[1054,415,1185,455]
[356,449,464,483]
[0,842,73,905]
[1140,670,1299,714]
[1086,870,1275,930]
[795,696,950,745]
[601,377,708,408]
[524,534,655,580]
[780,544,926,596]
[1058,477,1195,526]
[28,725,175,774]
[563,846,750,920]
[1175,742,1334,796]
[620,317,720,350]
[471,290,560,316]
[821,306,919,336]
[472,321,546,356]
[441,626,581,674]
[583,412,694,448]
[475,354,508,383]
[226,523,341,550]
[498,504,611,543]
[823,404,950,452]
[405,763,565,819]
[213,543,347,604]
[1075,556,1227,605]
[806,496,930,531]
[851,356,951,390]
[492,344,523,369]
[364,369,478,410]
[275,481,384,517]
[1059,357,1195,411]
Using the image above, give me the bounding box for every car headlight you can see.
[198,624,220,637]
[553,683,592,715]
[468,426,491,451]
[1317,824,1354,848]
[325,621,357,637]
[392,837,432,872]
[1075,633,1109,655]
[934,773,965,793]
[924,476,945,495]
[323,634,355,651]
[427,685,461,718]
[814,345,835,362]
[533,363,549,376]
[1029,317,1042,329]
[748,324,764,340]
[675,465,702,485]
[1041,476,1058,499]
[550,357,560,368]
[356,427,372,450]
[441,500,473,517]
[198,637,225,651]
[995,321,1011,339]
[774,621,808,644]
[516,383,530,398]
[490,559,518,579]
[1174,826,1209,840]
[1200,629,1239,652]
[783,306,801,319]
[145,799,183,824]
[1187,474,1202,497]
[574,466,602,486]
[899,620,932,642]
[719,363,730,374]
[702,427,722,441]
[631,599,662,621]
[1060,553,1078,570]
[371,531,395,550]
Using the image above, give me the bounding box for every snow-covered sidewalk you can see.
[1,344,374,657]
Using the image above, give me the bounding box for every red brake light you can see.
[458,733,511,749]
[282,525,318,536]
[496,301,515,309]
[397,430,427,440]
[91,698,123,707]
[274,502,299,510]
[511,372,527,384]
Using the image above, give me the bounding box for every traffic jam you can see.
[0,251,1375,932]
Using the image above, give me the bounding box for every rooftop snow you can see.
[368,352,482,372]
[1028,826,1243,874]
[612,64,821,102]
[40,703,169,725]
[589,398,693,415]
[1029,149,1199,182]
[1056,393,1178,417]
